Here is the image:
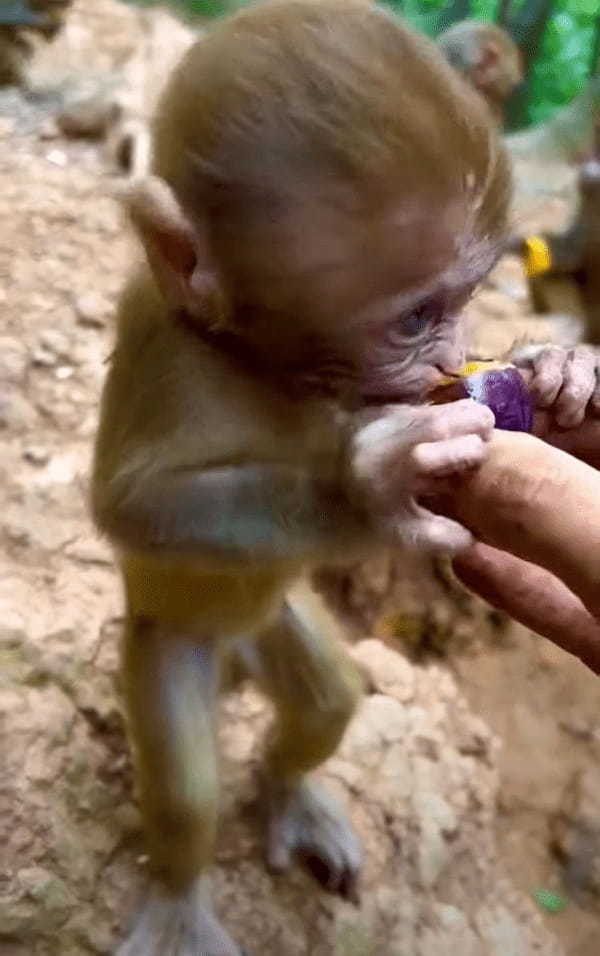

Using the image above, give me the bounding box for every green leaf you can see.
[533,889,568,914]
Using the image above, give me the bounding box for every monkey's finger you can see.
[590,364,600,416]
[416,399,495,443]
[554,347,597,428]
[396,510,473,554]
[529,346,566,408]
[410,434,487,478]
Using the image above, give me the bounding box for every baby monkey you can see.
[437,20,522,127]
[92,1,513,953]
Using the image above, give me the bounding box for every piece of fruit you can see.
[431,361,533,433]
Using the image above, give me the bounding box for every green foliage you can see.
[385,0,498,36]
[131,0,239,18]
[126,0,599,128]
[528,8,596,125]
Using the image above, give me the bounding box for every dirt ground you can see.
[1,4,600,955]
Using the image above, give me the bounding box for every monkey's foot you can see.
[265,779,361,903]
[115,879,242,956]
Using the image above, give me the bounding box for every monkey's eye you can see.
[401,297,445,337]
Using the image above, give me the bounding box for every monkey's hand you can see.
[350,399,495,554]
[510,344,600,427]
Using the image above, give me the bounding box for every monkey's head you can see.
[438,21,523,109]
[128,0,511,404]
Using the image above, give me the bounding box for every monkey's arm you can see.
[93,462,372,565]
[94,396,498,564]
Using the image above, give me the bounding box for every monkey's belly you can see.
[122,552,296,635]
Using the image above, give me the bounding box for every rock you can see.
[38,328,71,359]
[552,766,600,896]
[0,392,38,431]
[31,346,56,368]
[55,365,74,380]
[17,867,74,921]
[73,291,110,328]
[0,336,27,383]
[46,149,68,167]
[23,445,50,466]
[38,117,60,140]
[64,535,113,566]
[56,98,113,139]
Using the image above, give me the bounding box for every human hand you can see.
[432,430,600,674]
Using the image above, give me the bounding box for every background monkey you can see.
[92,2,513,953]
[0,0,71,86]
[509,123,600,345]
[55,6,196,179]
[437,19,522,126]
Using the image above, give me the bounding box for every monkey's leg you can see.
[116,616,241,956]
[251,600,364,902]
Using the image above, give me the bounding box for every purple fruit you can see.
[431,363,534,433]
[461,366,533,433]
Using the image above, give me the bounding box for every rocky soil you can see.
[1,3,599,954]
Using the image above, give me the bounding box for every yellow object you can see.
[524,235,552,278]
[436,360,509,387]
[458,360,506,376]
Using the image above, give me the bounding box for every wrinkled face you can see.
[220,188,504,404]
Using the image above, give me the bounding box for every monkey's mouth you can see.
[359,366,457,406]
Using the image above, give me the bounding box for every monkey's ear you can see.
[474,41,501,89]
[125,176,222,321]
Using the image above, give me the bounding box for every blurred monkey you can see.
[0,0,71,86]
[56,6,195,178]
[509,122,600,344]
[438,19,522,125]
